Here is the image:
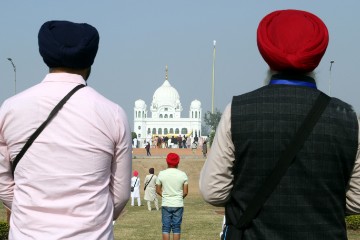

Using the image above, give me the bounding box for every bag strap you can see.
[11,84,86,176]
[144,174,154,190]
[133,177,138,187]
[235,92,331,229]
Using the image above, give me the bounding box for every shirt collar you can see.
[269,73,317,89]
[41,73,87,85]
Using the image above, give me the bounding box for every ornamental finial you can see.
[165,65,168,81]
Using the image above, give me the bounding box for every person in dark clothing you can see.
[145,142,151,156]
[193,135,198,144]
[171,136,175,148]
[182,135,187,148]
[177,135,182,148]
[164,136,169,148]
[200,9,360,240]
[202,141,207,158]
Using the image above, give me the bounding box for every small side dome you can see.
[190,99,201,109]
[135,99,146,109]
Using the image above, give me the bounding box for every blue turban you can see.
[38,20,99,69]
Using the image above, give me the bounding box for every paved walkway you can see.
[132,147,207,159]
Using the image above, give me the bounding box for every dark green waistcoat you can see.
[227,84,358,240]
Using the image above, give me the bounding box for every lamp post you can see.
[211,40,216,114]
[7,58,16,94]
[329,60,334,96]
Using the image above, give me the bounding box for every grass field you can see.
[115,195,224,240]
[114,156,360,240]
[115,157,224,240]
[1,152,359,239]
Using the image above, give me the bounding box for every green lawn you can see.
[114,194,360,240]
[114,194,224,240]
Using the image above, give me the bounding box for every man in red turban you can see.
[200,9,360,240]
[156,153,188,240]
[166,152,180,167]
[257,9,329,73]
[131,170,141,207]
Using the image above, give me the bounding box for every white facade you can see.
[134,67,202,147]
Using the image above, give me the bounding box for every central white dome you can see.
[152,80,180,108]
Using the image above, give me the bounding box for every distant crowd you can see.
[133,135,208,150]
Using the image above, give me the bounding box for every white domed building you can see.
[134,66,202,147]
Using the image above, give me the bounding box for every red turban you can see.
[166,153,180,167]
[133,170,138,177]
[257,9,329,73]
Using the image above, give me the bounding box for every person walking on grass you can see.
[202,140,208,158]
[191,141,197,154]
[145,141,151,156]
[144,167,159,211]
[131,170,141,207]
[156,153,188,240]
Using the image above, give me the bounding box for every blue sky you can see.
[1,1,359,129]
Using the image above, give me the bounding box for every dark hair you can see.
[149,168,154,174]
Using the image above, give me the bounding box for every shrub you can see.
[346,215,360,230]
[208,130,216,147]
[0,222,9,240]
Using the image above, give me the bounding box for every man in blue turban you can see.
[38,20,100,80]
[0,21,132,239]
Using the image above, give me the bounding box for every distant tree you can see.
[204,109,222,131]
[201,124,210,137]
[131,132,137,140]
[203,109,222,146]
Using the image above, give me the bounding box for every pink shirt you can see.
[0,73,132,239]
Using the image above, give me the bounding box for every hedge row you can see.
[0,222,9,240]
[346,215,360,230]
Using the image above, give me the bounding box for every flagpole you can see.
[212,40,216,114]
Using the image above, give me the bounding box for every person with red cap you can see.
[131,170,141,207]
[156,153,188,240]
[200,9,360,240]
